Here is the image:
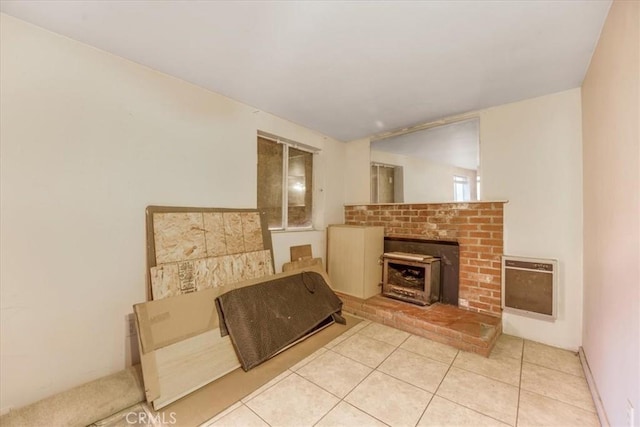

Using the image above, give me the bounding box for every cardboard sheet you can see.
[134,265,333,410]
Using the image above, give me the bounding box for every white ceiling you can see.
[372,119,479,170]
[0,1,611,142]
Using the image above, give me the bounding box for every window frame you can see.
[453,175,471,202]
[257,132,318,231]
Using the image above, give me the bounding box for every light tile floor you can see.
[203,320,600,427]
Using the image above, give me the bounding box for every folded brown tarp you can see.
[215,270,344,370]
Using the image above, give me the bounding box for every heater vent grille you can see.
[502,255,557,320]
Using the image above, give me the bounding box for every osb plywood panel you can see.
[223,212,245,254]
[241,212,264,252]
[203,213,227,257]
[153,213,207,264]
[146,206,274,300]
[155,212,266,263]
[150,250,274,300]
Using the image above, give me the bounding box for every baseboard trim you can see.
[579,346,609,427]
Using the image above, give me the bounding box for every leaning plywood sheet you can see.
[149,250,273,299]
[145,206,274,300]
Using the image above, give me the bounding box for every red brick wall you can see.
[344,202,505,317]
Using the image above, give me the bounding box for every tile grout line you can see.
[344,332,413,425]
[243,402,272,427]
[345,322,519,425]
[433,394,513,426]
[514,338,525,426]
[285,369,343,427]
[521,340,587,378]
[357,322,412,346]
[522,359,587,378]
[328,334,407,427]
[424,343,522,426]
[413,348,460,426]
[520,387,600,415]
[518,360,598,412]
[306,331,408,427]
[294,353,363,401]
[449,359,521,388]
[228,329,521,427]
[364,332,416,426]
[241,369,293,405]
[229,328,596,427]
[330,327,405,368]
[397,340,460,366]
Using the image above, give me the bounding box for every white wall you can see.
[481,89,584,350]
[345,90,585,350]
[581,1,639,425]
[0,14,345,411]
[371,150,477,203]
[344,138,371,204]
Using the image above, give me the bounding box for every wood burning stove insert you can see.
[384,237,460,306]
[382,252,441,305]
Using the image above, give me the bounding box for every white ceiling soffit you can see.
[0,1,611,142]
[371,119,479,170]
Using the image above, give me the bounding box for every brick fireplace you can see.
[344,201,506,317]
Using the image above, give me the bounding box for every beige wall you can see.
[481,89,584,350]
[0,14,346,411]
[348,89,585,350]
[344,138,372,204]
[371,150,477,202]
[581,1,640,425]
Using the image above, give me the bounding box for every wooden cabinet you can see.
[327,225,384,299]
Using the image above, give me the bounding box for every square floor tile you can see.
[491,335,523,360]
[241,370,292,403]
[517,389,600,427]
[290,347,327,371]
[316,401,387,427]
[333,333,396,368]
[358,322,410,346]
[209,404,268,427]
[453,350,521,386]
[418,396,510,426]
[324,333,350,349]
[400,335,458,365]
[345,371,432,427]
[523,340,584,377]
[297,350,372,398]
[346,319,372,335]
[437,367,519,425]
[245,374,339,426]
[378,348,449,393]
[521,363,595,412]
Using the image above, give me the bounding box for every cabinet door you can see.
[328,227,364,297]
[362,227,384,298]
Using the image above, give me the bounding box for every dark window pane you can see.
[257,137,283,229]
[287,147,312,228]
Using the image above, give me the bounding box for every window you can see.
[453,175,470,202]
[257,135,314,230]
[371,163,404,203]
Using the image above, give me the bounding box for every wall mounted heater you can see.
[502,255,558,321]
